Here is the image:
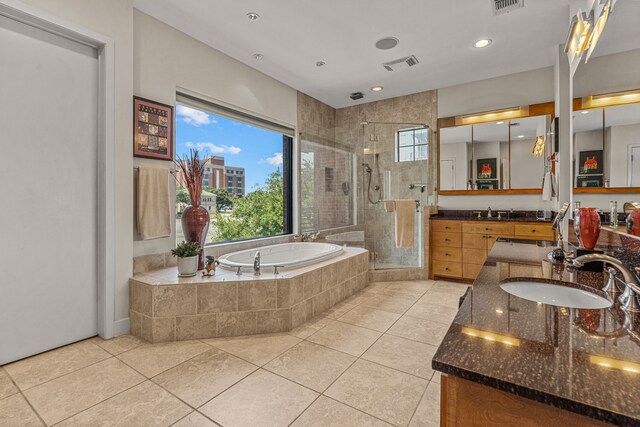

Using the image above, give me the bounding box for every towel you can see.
[391,199,415,248]
[542,171,558,201]
[384,200,395,213]
[137,167,171,240]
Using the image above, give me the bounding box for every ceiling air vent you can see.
[491,0,524,16]
[383,55,419,71]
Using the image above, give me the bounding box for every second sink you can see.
[500,279,612,309]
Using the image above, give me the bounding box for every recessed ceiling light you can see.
[473,38,492,48]
[253,53,264,60]
[518,135,525,138]
[581,110,590,114]
[246,12,260,21]
[371,86,383,92]
[375,37,399,50]
[316,61,325,67]
[496,121,504,125]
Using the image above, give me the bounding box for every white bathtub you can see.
[217,242,343,272]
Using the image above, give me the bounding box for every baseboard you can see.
[113,318,130,336]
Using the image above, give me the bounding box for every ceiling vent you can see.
[383,55,419,72]
[491,0,524,16]
[350,92,364,100]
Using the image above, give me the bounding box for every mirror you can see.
[439,125,472,190]
[438,112,553,193]
[573,102,640,189]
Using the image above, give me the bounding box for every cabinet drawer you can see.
[463,263,484,280]
[463,222,514,235]
[462,248,487,265]
[432,232,462,248]
[431,220,462,233]
[433,260,462,278]
[514,223,554,239]
[432,246,462,263]
[463,233,486,249]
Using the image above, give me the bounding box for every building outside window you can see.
[175,96,293,245]
[396,127,429,162]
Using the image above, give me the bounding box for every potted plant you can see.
[174,150,209,269]
[172,241,201,277]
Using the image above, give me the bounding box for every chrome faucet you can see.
[253,251,261,276]
[487,207,493,218]
[572,254,640,312]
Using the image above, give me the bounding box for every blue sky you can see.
[175,104,283,191]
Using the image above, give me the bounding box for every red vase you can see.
[627,208,640,236]
[575,207,600,249]
[181,205,210,269]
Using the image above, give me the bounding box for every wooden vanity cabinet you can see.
[430,219,555,281]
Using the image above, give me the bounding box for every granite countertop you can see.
[430,215,554,223]
[430,210,554,223]
[432,239,640,426]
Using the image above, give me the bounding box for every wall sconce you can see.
[565,0,617,67]
[581,89,640,108]
[455,106,529,126]
[532,136,545,157]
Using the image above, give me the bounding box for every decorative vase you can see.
[627,208,640,236]
[177,255,198,277]
[181,205,210,269]
[575,207,601,249]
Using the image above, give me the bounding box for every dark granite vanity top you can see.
[430,209,554,223]
[432,239,640,426]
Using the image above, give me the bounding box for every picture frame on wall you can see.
[133,96,174,160]
[578,150,603,175]
[476,158,497,180]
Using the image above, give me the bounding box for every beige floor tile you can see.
[431,372,442,384]
[361,293,419,314]
[153,348,257,407]
[264,341,355,392]
[362,334,437,379]
[0,367,18,399]
[199,369,318,427]
[421,290,463,308]
[324,302,358,319]
[172,411,217,427]
[23,358,145,426]
[91,334,145,355]
[117,340,210,378]
[205,334,301,366]
[404,301,459,325]
[4,340,111,390]
[382,281,434,297]
[387,316,449,346]
[289,316,335,339]
[337,306,402,332]
[325,359,427,426]
[343,291,376,306]
[306,321,382,357]
[432,281,469,297]
[0,393,43,426]
[57,381,190,427]
[292,396,391,426]
[409,381,440,427]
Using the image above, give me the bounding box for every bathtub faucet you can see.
[253,251,261,276]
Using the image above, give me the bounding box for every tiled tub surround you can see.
[432,239,640,425]
[129,248,369,342]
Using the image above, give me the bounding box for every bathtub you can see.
[217,242,343,272]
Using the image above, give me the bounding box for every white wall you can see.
[133,10,298,258]
[18,0,135,329]
[439,142,468,190]
[510,139,544,189]
[609,124,640,187]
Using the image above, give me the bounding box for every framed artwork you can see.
[578,150,603,175]
[576,175,604,188]
[476,158,497,180]
[476,180,497,190]
[133,96,173,160]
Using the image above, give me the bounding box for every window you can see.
[175,95,293,245]
[397,127,429,162]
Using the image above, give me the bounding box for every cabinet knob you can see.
[532,229,536,233]
[445,267,450,271]
[445,238,450,241]
[485,227,489,231]
[445,226,450,229]
[445,253,450,256]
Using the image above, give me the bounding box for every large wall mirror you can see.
[438,104,553,195]
[573,98,640,192]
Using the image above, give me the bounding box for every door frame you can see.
[628,144,640,187]
[439,158,456,191]
[1,0,116,338]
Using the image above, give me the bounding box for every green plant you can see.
[171,241,201,258]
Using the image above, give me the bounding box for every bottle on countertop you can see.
[610,201,619,228]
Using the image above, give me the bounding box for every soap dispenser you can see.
[610,201,618,228]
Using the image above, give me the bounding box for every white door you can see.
[439,159,455,191]
[0,14,99,364]
[630,146,640,187]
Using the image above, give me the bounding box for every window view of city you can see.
[175,103,291,245]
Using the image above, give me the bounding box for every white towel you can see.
[542,171,553,201]
[137,167,171,240]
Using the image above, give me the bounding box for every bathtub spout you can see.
[253,251,261,276]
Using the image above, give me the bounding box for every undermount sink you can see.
[500,280,612,309]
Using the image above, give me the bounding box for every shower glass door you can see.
[361,122,430,270]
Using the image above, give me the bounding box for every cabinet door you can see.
[463,233,486,249]
[463,263,484,280]
[463,248,487,265]
[431,220,462,233]
[462,222,514,235]
[432,261,462,278]
[514,223,554,240]
[433,231,462,248]
[432,246,462,263]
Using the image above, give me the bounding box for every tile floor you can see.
[0,280,468,427]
